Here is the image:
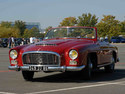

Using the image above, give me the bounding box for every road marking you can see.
[116,63,125,65]
[0,70,14,73]
[0,92,16,94]
[116,62,125,64]
[27,81,125,94]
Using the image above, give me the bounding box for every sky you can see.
[0,0,125,29]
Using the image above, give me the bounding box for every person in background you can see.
[20,38,24,45]
[11,36,15,48]
[8,36,15,49]
[8,37,12,49]
[0,38,2,47]
[30,37,34,44]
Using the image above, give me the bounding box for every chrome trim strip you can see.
[8,65,85,72]
[97,62,113,67]
[22,51,60,57]
[8,65,20,71]
[22,51,61,66]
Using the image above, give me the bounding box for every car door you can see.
[97,41,112,65]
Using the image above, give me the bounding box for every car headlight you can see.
[10,50,18,59]
[69,50,78,60]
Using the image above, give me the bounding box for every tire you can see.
[104,56,115,73]
[22,71,34,81]
[82,56,93,80]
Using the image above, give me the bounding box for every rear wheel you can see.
[104,56,115,73]
[22,71,34,81]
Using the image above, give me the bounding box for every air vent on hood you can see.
[36,43,57,46]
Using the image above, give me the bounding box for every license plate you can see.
[29,66,48,71]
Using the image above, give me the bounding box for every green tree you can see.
[120,21,125,35]
[0,21,12,28]
[30,27,40,37]
[97,15,121,39]
[23,27,44,38]
[0,27,20,38]
[23,29,30,38]
[14,20,26,36]
[45,26,52,34]
[77,13,98,27]
[59,17,77,26]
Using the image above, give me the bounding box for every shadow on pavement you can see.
[32,69,125,83]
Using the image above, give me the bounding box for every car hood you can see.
[21,39,94,54]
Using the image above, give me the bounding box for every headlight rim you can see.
[10,50,18,59]
[69,50,78,60]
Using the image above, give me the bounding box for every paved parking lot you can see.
[0,43,125,94]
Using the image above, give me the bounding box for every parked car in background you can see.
[104,38,109,42]
[1,38,8,48]
[24,38,30,45]
[15,38,22,46]
[118,37,125,43]
[111,36,125,43]
[8,26,119,81]
[111,37,120,43]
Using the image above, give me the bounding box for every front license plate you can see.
[29,66,48,71]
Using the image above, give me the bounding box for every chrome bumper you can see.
[8,65,85,72]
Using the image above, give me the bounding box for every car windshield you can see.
[45,27,96,39]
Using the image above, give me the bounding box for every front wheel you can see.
[81,57,93,80]
[104,56,115,73]
[22,71,34,81]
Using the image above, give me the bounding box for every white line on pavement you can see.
[27,81,125,94]
[0,92,16,94]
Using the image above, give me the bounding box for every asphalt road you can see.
[0,44,125,94]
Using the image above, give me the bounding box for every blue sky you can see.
[0,0,125,28]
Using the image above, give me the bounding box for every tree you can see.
[77,13,98,27]
[120,21,125,35]
[0,21,20,38]
[45,26,52,35]
[0,27,20,38]
[30,27,40,37]
[59,17,77,26]
[0,21,12,28]
[14,20,26,36]
[23,29,31,38]
[23,27,44,38]
[96,15,121,39]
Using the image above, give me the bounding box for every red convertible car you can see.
[8,26,119,80]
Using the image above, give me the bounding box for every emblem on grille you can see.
[36,55,43,64]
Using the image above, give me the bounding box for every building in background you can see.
[25,22,41,30]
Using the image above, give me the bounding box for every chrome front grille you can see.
[22,51,60,66]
